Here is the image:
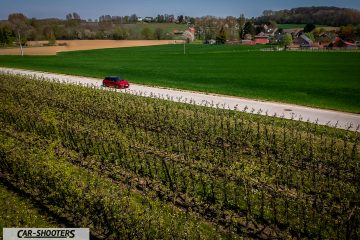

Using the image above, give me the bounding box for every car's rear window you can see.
[105,76,122,81]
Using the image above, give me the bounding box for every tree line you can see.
[1,6,360,47]
[0,12,195,46]
[256,6,360,27]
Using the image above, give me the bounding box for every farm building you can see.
[254,34,270,44]
[283,28,303,38]
[331,37,358,50]
[318,32,337,45]
[143,17,153,22]
[240,40,255,45]
[297,34,313,48]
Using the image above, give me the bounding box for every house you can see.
[226,40,242,45]
[283,28,303,39]
[318,32,337,46]
[240,40,255,45]
[254,36,269,44]
[254,32,269,44]
[296,34,313,48]
[261,24,277,35]
[331,37,358,50]
[143,17,153,22]
[263,24,269,33]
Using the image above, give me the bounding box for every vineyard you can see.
[0,182,61,236]
[0,73,359,239]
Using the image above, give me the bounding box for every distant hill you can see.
[256,6,360,27]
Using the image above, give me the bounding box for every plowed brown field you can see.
[0,40,181,55]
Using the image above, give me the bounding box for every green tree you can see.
[65,12,81,27]
[338,25,355,41]
[141,27,152,40]
[153,28,164,40]
[0,25,16,46]
[238,14,246,39]
[269,20,277,30]
[216,27,226,44]
[281,33,293,50]
[304,23,316,33]
[112,27,129,40]
[243,21,256,38]
[8,13,27,27]
[177,15,184,23]
[8,13,29,45]
[356,24,360,40]
[304,32,315,42]
[0,28,5,46]
[48,31,56,45]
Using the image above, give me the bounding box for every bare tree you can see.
[8,13,29,55]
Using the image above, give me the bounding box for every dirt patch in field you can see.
[0,40,183,56]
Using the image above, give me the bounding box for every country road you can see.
[1,67,359,131]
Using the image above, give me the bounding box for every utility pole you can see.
[184,39,186,55]
[17,30,24,56]
[183,31,192,55]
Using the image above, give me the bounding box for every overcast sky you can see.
[1,0,360,20]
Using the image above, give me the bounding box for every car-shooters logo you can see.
[3,228,89,240]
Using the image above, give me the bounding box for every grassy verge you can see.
[0,44,359,113]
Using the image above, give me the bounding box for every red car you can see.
[102,76,129,89]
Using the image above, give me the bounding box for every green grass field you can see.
[277,24,306,29]
[122,23,188,39]
[126,23,188,32]
[0,44,359,112]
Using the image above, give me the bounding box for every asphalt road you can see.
[1,67,359,131]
